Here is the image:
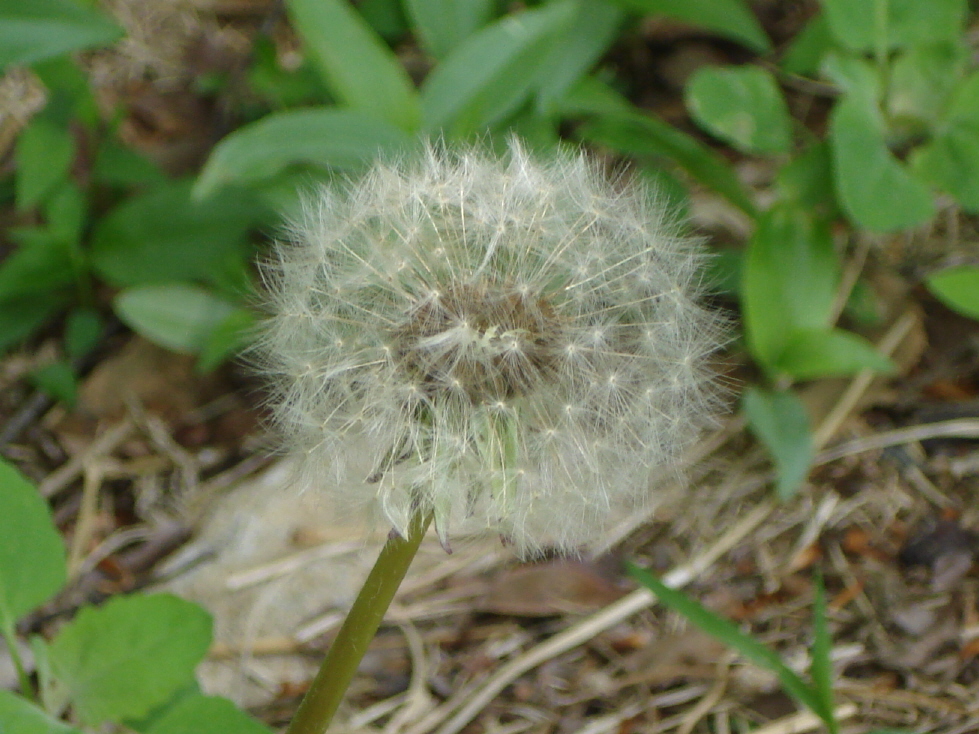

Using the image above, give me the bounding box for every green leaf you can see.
[0,228,76,301]
[420,1,576,137]
[911,72,979,212]
[577,110,756,215]
[0,459,66,633]
[809,577,838,734]
[829,95,934,232]
[775,328,896,380]
[776,142,837,216]
[627,564,832,723]
[820,0,966,52]
[0,296,68,355]
[0,690,82,734]
[284,0,419,130]
[196,308,256,373]
[685,66,792,155]
[887,43,966,129]
[0,0,123,69]
[15,117,75,210]
[48,594,212,726]
[926,266,979,320]
[742,204,839,370]
[612,0,769,52]
[781,13,833,77]
[64,307,103,362]
[114,284,239,355]
[145,694,272,734]
[404,0,494,59]
[193,108,415,199]
[30,361,77,407]
[91,180,263,288]
[93,138,165,187]
[743,387,813,501]
[535,0,625,111]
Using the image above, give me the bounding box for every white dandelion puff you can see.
[255,139,727,558]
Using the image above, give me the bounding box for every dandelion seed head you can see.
[255,139,727,557]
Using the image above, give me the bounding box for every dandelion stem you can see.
[285,510,433,734]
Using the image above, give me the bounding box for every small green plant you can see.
[0,458,273,733]
[629,564,911,734]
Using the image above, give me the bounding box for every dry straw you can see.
[256,138,727,558]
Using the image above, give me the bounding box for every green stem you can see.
[285,510,433,734]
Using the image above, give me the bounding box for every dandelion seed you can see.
[256,139,726,557]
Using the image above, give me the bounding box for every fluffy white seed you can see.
[255,139,726,557]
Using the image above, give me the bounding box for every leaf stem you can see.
[1,623,33,700]
[285,510,433,734]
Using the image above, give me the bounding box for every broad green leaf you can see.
[551,75,634,117]
[420,1,576,137]
[285,0,418,130]
[0,228,75,300]
[15,117,75,210]
[926,266,979,320]
[775,328,896,380]
[30,361,77,407]
[535,0,625,110]
[358,0,408,39]
[743,387,813,501]
[829,95,933,232]
[612,0,769,52]
[146,694,272,734]
[48,594,212,726]
[91,180,264,287]
[685,66,792,155]
[93,138,165,187]
[0,690,82,734]
[0,460,65,632]
[776,142,837,216]
[114,284,239,355]
[404,0,494,59]
[742,204,838,370]
[781,13,832,76]
[887,43,966,129]
[578,111,756,215]
[0,0,122,69]
[820,0,966,52]
[193,108,415,199]
[627,565,833,724]
[911,73,979,212]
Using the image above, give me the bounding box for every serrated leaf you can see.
[742,204,839,371]
[193,108,415,199]
[48,594,212,726]
[285,0,418,130]
[0,690,82,734]
[91,179,263,287]
[829,95,934,232]
[743,387,813,501]
[926,266,979,320]
[627,565,832,723]
[611,0,769,52]
[775,328,896,380]
[0,0,123,69]
[820,0,966,52]
[577,110,756,215]
[15,117,75,210]
[420,1,576,137]
[114,284,239,355]
[145,694,272,734]
[685,66,792,155]
[404,0,494,59]
[0,459,66,632]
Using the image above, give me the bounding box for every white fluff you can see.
[255,140,726,557]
